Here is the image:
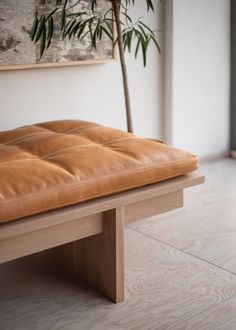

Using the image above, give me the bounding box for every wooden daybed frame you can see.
[0,172,204,303]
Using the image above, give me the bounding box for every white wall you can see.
[170,0,230,158]
[0,2,163,140]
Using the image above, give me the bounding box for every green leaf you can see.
[40,24,46,58]
[91,0,97,11]
[134,29,146,45]
[138,24,149,40]
[63,19,76,39]
[150,35,161,54]
[30,17,38,41]
[105,21,113,35]
[77,24,86,40]
[121,12,132,24]
[47,37,51,49]
[89,21,96,48]
[142,43,147,67]
[47,16,54,41]
[146,0,154,11]
[127,30,133,52]
[138,21,155,36]
[71,21,81,37]
[101,26,113,40]
[99,25,103,39]
[134,29,149,66]
[35,16,46,43]
[135,39,141,58]
[61,9,66,30]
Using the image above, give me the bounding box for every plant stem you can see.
[112,0,133,133]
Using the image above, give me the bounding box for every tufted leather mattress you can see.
[0,120,198,224]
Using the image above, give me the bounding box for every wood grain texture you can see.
[76,207,124,303]
[171,296,236,330]
[125,190,183,224]
[0,213,103,263]
[41,208,125,303]
[0,227,236,330]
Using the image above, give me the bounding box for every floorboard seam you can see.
[127,226,236,277]
[168,294,236,329]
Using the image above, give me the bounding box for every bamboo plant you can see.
[31,0,160,133]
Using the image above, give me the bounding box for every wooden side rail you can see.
[0,172,204,303]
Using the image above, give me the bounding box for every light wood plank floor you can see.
[1,158,236,330]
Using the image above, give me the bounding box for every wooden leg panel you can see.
[74,207,124,303]
[41,207,125,303]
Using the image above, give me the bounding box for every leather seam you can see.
[0,144,102,164]
[0,124,99,145]
[0,138,171,164]
[0,156,197,203]
[2,130,55,145]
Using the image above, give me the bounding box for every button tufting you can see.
[0,120,198,223]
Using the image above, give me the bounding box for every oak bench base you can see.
[0,172,204,303]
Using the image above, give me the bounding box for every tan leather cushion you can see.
[0,120,198,223]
